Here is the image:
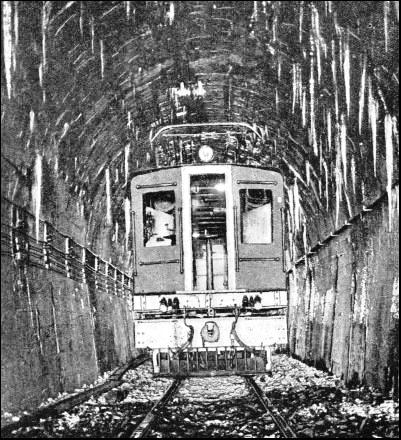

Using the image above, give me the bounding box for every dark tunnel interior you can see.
[1,1,399,415]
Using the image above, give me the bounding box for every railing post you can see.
[105,262,109,295]
[94,256,99,290]
[13,210,23,263]
[43,223,50,270]
[114,267,118,296]
[14,232,22,262]
[82,247,86,285]
[9,226,15,260]
[65,237,71,278]
[129,277,133,310]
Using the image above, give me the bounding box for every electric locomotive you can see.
[131,123,287,376]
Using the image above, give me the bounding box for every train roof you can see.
[129,163,283,180]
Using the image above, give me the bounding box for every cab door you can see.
[231,166,285,291]
[131,168,184,293]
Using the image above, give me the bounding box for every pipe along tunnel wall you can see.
[288,185,399,396]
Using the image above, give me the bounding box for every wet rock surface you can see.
[149,376,280,438]
[3,355,398,438]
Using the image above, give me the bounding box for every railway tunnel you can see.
[1,0,399,426]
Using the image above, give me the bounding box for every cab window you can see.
[240,189,272,244]
[143,191,176,247]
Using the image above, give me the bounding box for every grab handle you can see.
[280,207,286,272]
[233,206,240,272]
[178,207,184,274]
[132,210,138,276]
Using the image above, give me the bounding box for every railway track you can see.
[128,375,297,438]
[4,359,295,438]
[1,354,151,438]
[245,377,297,438]
[128,379,183,438]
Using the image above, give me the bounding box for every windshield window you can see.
[143,191,176,247]
[240,188,273,244]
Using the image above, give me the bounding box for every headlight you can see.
[198,145,214,162]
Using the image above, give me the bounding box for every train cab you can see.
[131,126,288,376]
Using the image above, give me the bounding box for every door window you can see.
[191,174,228,290]
[239,189,273,244]
[143,191,176,247]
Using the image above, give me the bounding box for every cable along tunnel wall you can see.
[1,197,136,413]
[287,185,399,395]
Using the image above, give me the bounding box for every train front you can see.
[130,124,287,377]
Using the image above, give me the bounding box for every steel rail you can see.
[0,354,151,437]
[245,376,297,438]
[129,378,182,438]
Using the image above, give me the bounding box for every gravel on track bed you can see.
[5,364,173,438]
[3,355,398,438]
[149,376,281,438]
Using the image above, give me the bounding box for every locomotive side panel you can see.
[231,167,285,291]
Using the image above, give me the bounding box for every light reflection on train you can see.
[130,123,287,377]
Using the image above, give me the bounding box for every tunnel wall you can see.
[1,218,136,414]
[288,186,399,395]
[1,158,136,413]
[1,257,97,412]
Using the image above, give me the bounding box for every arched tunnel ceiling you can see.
[1,1,399,249]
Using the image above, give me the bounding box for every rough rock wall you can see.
[288,186,399,394]
[1,158,136,413]
[1,259,97,412]
[86,275,135,373]
[1,251,136,413]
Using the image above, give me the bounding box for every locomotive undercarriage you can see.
[134,290,287,376]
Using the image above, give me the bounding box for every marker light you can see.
[198,145,214,162]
